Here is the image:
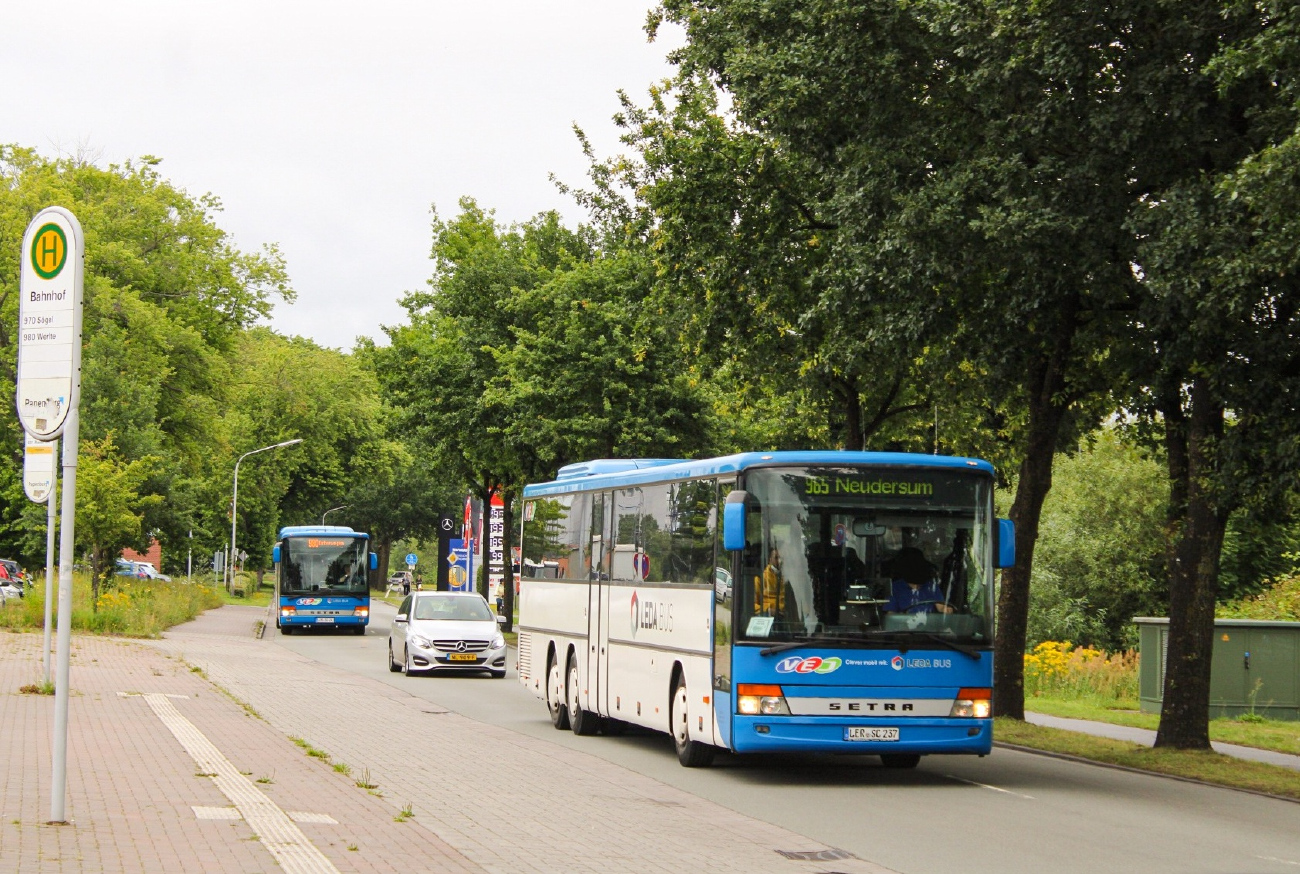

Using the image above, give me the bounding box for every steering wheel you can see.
[905,599,954,614]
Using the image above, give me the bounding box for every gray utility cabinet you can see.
[1135,617,1300,721]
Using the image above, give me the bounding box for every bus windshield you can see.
[737,466,993,645]
[280,536,369,596]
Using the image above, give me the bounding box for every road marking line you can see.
[140,693,341,874]
[1257,856,1300,867]
[944,774,1034,799]
[193,806,338,825]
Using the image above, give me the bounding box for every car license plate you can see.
[448,653,477,662]
[316,617,334,624]
[844,726,899,741]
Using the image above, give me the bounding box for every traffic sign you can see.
[23,434,55,503]
[405,552,418,566]
[632,552,650,580]
[17,208,84,440]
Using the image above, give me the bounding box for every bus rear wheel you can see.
[880,754,921,769]
[547,656,570,730]
[568,662,601,736]
[672,676,715,768]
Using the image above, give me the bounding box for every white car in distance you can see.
[388,591,506,678]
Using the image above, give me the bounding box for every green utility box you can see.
[1135,617,1300,721]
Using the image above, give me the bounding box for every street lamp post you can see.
[229,439,303,592]
[322,504,348,525]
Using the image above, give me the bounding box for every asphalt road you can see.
[274,600,1300,874]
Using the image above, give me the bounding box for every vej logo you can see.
[775,656,843,675]
[891,656,905,671]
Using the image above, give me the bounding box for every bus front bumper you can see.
[730,716,993,756]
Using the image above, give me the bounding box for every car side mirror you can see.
[496,614,507,625]
[395,614,408,624]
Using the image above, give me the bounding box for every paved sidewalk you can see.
[1024,711,1300,771]
[2,607,897,874]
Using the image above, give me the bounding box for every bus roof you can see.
[277,525,368,539]
[525,451,994,497]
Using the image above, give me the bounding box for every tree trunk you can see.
[375,538,393,591]
[1155,378,1228,750]
[992,338,1074,719]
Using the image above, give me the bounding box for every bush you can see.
[0,572,223,637]
[1218,572,1300,621]
[1023,640,1139,703]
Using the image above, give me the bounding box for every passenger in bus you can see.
[755,547,785,616]
[883,546,953,614]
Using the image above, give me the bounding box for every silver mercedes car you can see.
[388,591,506,678]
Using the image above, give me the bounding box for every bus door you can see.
[588,491,610,715]
[713,481,736,748]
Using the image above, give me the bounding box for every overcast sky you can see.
[3,2,684,350]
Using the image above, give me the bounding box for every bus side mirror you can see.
[370,552,378,571]
[995,519,1016,568]
[272,546,280,564]
[723,491,749,551]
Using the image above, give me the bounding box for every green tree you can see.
[1029,431,1168,651]
[74,435,162,609]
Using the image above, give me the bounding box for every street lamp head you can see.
[276,438,304,449]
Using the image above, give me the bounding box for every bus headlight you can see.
[353,607,368,618]
[950,688,992,718]
[280,606,295,618]
[737,684,790,716]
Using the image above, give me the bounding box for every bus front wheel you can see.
[672,677,715,768]
[280,625,293,635]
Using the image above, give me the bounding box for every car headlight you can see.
[410,635,433,649]
[491,634,505,650]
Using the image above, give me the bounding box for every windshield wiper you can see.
[760,634,906,656]
[862,630,982,660]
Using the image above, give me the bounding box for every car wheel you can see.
[547,657,570,730]
[672,676,715,768]
[403,646,416,676]
[568,662,600,736]
[880,754,921,769]
[280,625,293,635]
[388,642,402,673]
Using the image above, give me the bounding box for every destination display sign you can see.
[17,208,84,440]
[787,467,984,507]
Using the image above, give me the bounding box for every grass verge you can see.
[1027,695,1300,756]
[995,717,1300,800]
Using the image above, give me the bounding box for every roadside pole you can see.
[44,454,56,685]
[18,207,85,825]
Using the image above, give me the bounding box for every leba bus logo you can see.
[630,590,673,638]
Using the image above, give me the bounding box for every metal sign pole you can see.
[50,407,79,823]
[42,439,57,686]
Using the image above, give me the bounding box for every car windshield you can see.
[279,536,369,596]
[735,466,994,645]
[413,597,492,622]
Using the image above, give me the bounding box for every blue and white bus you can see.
[273,525,377,635]
[516,452,1014,768]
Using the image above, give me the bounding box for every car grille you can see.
[433,639,490,653]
